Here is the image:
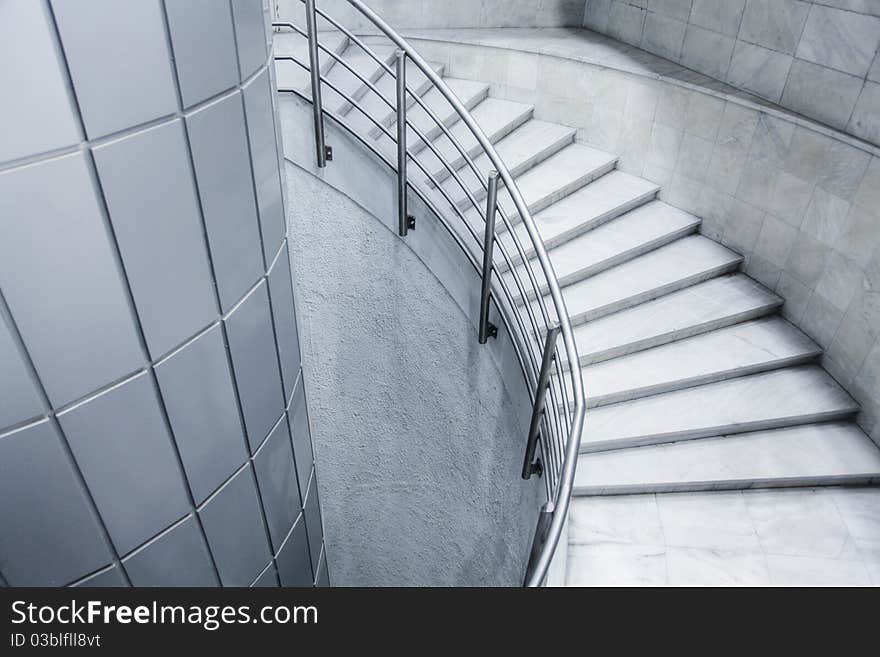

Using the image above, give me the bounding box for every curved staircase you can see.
[274,26,880,585]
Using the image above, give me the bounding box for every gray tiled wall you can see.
[276,0,587,31]
[583,0,880,147]
[0,0,326,587]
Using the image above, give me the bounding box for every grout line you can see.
[1,287,131,586]
[0,62,270,175]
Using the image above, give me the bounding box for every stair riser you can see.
[367,71,453,140]
[404,87,489,150]
[573,473,880,497]
[575,298,784,366]
[519,221,700,302]
[578,407,860,454]
[430,108,535,185]
[336,53,398,116]
[581,350,822,409]
[565,258,743,328]
[455,131,577,211]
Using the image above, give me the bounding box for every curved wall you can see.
[275,0,586,31]
[405,31,880,447]
[277,92,543,585]
[582,0,880,148]
[0,0,326,587]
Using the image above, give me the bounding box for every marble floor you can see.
[566,487,880,586]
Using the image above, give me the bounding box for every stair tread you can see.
[508,200,699,293]
[374,76,488,157]
[548,235,743,326]
[581,316,821,407]
[572,274,783,365]
[574,422,880,495]
[579,365,858,452]
[509,170,660,252]
[427,97,535,181]
[452,120,576,208]
[274,31,348,91]
[501,143,617,218]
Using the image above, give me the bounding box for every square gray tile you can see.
[288,380,314,497]
[0,420,111,586]
[199,465,271,586]
[0,152,142,407]
[680,23,735,80]
[243,69,286,263]
[0,0,80,164]
[93,119,217,358]
[253,417,301,552]
[123,516,216,586]
[0,312,43,431]
[231,0,268,79]
[58,371,191,555]
[726,40,792,102]
[268,243,301,401]
[155,324,248,504]
[225,281,285,451]
[275,516,313,587]
[739,0,810,55]
[165,0,240,107]
[303,471,323,569]
[51,0,177,138]
[796,4,880,78]
[186,92,265,312]
[781,59,863,131]
[689,0,746,37]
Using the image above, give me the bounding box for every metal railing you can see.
[273,0,586,587]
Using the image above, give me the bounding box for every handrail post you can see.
[395,49,414,236]
[522,325,561,479]
[305,0,330,167]
[523,502,554,586]
[478,171,499,343]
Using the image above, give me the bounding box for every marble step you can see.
[578,316,822,408]
[426,98,535,183]
[274,31,349,92]
[343,61,445,139]
[323,44,396,115]
[570,274,783,366]
[578,365,859,453]
[567,485,880,585]
[374,77,489,158]
[451,121,577,209]
[367,62,458,139]
[544,235,743,327]
[504,170,659,260]
[490,143,618,222]
[573,422,880,495]
[509,201,700,299]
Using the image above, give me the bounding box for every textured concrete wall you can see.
[276,0,585,30]
[284,163,541,586]
[276,88,542,585]
[582,0,880,147]
[0,0,325,587]
[408,32,880,448]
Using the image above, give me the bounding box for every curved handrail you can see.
[274,0,586,587]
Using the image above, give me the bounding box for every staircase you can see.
[275,28,880,585]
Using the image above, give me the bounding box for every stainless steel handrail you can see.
[273,0,586,587]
